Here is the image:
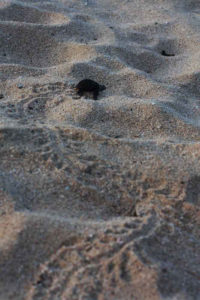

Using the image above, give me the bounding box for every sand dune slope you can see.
[0,0,200,299]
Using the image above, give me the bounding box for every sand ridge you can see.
[0,0,200,299]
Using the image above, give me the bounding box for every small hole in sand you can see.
[161,50,175,57]
[162,268,168,273]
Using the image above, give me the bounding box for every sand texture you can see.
[0,0,200,299]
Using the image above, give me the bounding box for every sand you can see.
[0,0,200,299]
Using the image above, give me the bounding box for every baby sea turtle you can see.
[75,79,106,100]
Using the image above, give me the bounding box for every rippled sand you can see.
[0,1,200,299]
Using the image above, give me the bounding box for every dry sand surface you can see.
[0,0,200,299]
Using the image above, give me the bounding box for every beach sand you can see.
[0,0,200,299]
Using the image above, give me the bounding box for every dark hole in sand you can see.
[161,50,175,57]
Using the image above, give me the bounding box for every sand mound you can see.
[0,0,200,299]
[0,2,70,24]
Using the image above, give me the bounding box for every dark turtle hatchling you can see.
[75,79,106,100]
